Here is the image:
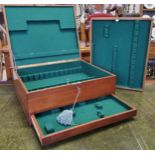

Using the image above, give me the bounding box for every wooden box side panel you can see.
[14,79,31,124]
[28,76,116,114]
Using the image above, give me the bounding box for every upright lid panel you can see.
[5,6,80,66]
[91,19,152,90]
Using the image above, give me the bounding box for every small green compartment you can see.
[91,19,152,90]
[35,95,132,136]
[44,122,55,133]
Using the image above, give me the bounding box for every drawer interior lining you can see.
[35,95,131,136]
[18,61,111,91]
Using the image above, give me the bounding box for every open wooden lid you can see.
[91,18,152,90]
[5,5,80,66]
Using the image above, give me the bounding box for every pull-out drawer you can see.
[31,95,137,146]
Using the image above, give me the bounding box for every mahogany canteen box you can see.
[3,5,137,146]
[4,5,116,122]
[90,18,153,91]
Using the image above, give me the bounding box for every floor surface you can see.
[0,83,155,150]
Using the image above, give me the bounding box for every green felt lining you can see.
[91,19,151,89]
[17,61,110,91]
[5,6,80,66]
[35,95,131,136]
